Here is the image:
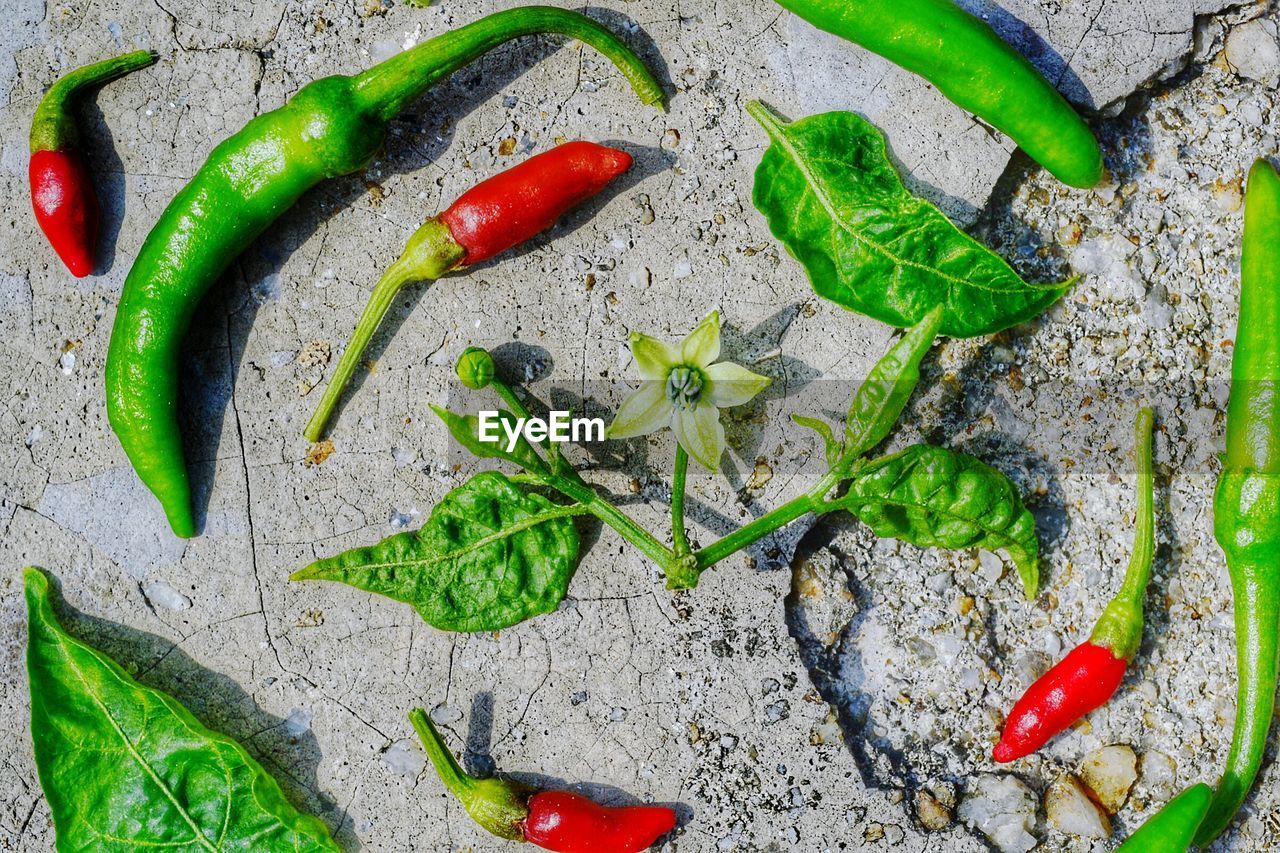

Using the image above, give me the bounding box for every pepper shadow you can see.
[457,690,692,836]
[182,11,670,526]
[33,573,358,850]
[81,99,130,276]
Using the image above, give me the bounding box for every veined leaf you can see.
[748,102,1070,338]
[23,567,339,852]
[839,444,1039,597]
[293,471,582,631]
[844,306,943,461]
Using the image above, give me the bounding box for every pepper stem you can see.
[1089,407,1155,660]
[408,708,530,842]
[304,219,464,442]
[30,50,158,152]
[353,6,664,122]
[409,708,477,797]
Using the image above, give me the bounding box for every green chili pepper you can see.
[103,7,663,537]
[1114,784,1212,853]
[770,0,1103,188]
[1196,157,1280,844]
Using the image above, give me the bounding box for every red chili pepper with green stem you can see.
[409,707,676,852]
[29,50,157,277]
[994,406,1155,762]
[303,140,632,442]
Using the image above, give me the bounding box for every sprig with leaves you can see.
[292,304,1039,631]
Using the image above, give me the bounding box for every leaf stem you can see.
[693,470,842,570]
[671,445,690,556]
[492,379,573,476]
[544,473,676,570]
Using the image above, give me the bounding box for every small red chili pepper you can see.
[441,140,633,265]
[994,407,1155,763]
[304,140,632,442]
[410,708,676,852]
[525,791,679,853]
[29,50,157,277]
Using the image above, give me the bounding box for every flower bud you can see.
[456,347,495,390]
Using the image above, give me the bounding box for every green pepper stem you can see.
[1195,566,1280,844]
[304,219,463,443]
[30,50,158,152]
[409,708,476,797]
[1089,407,1155,660]
[353,6,664,122]
[672,445,690,556]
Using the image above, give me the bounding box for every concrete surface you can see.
[0,0,1274,850]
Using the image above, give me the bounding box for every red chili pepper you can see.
[441,140,633,265]
[304,140,632,442]
[525,791,677,853]
[410,708,676,852]
[29,50,157,277]
[994,408,1156,762]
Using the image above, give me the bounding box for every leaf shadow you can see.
[33,573,358,850]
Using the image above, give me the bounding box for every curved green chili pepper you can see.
[770,0,1102,188]
[1115,784,1212,853]
[104,7,664,537]
[1196,157,1280,844]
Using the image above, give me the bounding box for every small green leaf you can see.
[844,306,943,461]
[838,444,1039,597]
[23,567,340,851]
[748,102,1069,338]
[432,404,550,476]
[791,413,842,467]
[293,472,583,631]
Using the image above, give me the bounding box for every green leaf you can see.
[293,471,582,631]
[432,405,550,476]
[23,567,339,852]
[838,445,1039,597]
[792,413,842,467]
[844,306,943,461]
[748,102,1070,338]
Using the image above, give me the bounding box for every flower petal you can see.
[630,332,679,381]
[705,361,772,408]
[673,405,726,470]
[607,381,671,439]
[679,311,721,367]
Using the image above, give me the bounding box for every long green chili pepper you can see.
[104,7,664,537]
[1196,157,1280,844]
[770,0,1103,188]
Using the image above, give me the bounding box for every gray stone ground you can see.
[0,0,1277,850]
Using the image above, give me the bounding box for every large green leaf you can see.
[293,471,582,631]
[23,567,339,852]
[748,102,1069,338]
[839,444,1039,597]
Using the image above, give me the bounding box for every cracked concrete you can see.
[0,0,1274,850]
